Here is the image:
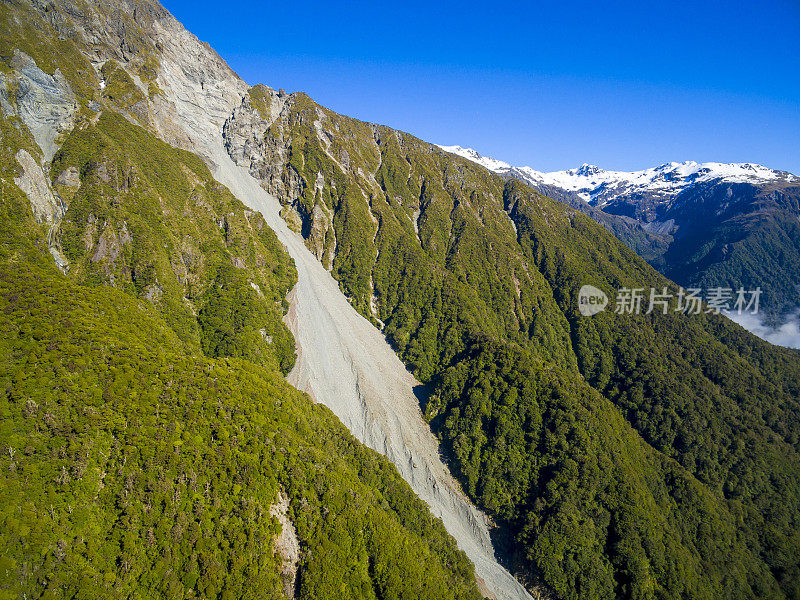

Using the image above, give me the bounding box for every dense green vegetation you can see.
[0,264,482,600]
[51,111,296,374]
[0,104,484,598]
[505,180,800,593]
[254,93,800,599]
[430,341,782,600]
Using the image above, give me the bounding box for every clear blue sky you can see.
[161,0,800,174]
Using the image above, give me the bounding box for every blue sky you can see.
[161,0,800,173]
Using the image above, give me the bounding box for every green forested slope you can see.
[246,91,800,599]
[0,107,483,599]
[0,263,481,600]
[50,111,297,373]
[431,342,782,600]
[253,92,574,378]
[504,181,800,597]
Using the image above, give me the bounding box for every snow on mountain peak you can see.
[574,164,603,177]
[437,145,511,172]
[437,145,797,206]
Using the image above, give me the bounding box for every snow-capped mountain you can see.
[437,145,513,173]
[438,145,798,207]
[439,144,800,318]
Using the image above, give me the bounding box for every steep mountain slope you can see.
[212,153,535,600]
[0,1,532,598]
[0,106,485,600]
[3,1,800,599]
[441,146,800,317]
[224,89,800,599]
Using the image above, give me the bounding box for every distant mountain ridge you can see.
[438,145,798,205]
[439,144,800,319]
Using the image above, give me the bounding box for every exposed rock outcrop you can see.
[13,149,62,223]
[223,91,304,202]
[54,166,81,188]
[12,148,69,271]
[269,490,300,599]
[0,50,78,163]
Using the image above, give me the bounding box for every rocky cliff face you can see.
[0,50,77,164]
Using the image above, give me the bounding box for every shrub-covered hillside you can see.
[0,105,483,599]
[50,111,297,374]
[229,89,800,600]
[0,263,482,600]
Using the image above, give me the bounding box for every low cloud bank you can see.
[724,310,800,349]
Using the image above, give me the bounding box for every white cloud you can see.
[724,309,800,349]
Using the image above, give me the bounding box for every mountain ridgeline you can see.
[224,87,800,599]
[1,0,799,599]
[0,1,488,598]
